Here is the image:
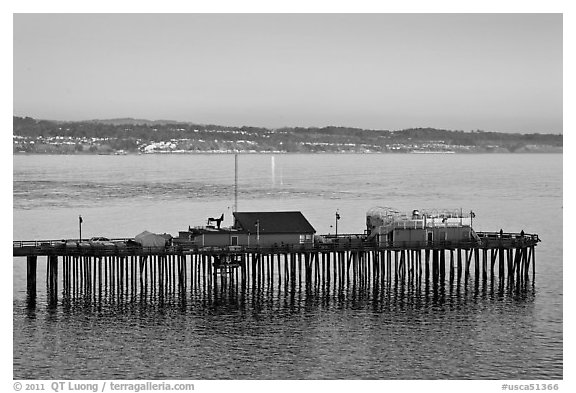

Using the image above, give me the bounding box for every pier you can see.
[14,231,539,306]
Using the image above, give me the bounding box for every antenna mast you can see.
[234,153,238,213]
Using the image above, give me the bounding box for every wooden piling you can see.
[473,249,479,281]
[48,255,58,297]
[532,246,536,281]
[449,250,454,284]
[439,250,445,282]
[482,249,488,281]
[499,247,505,281]
[457,249,462,283]
[425,249,430,283]
[26,256,37,294]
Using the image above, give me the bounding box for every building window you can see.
[299,234,313,243]
[231,236,238,246]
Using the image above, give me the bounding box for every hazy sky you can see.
[13,13,562,133]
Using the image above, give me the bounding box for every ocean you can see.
[12,153,562,380]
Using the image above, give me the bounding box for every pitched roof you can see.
[233,211,315,234]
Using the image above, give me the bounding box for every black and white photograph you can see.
[8,4,566,391]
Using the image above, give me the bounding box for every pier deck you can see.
[13,231,539,257]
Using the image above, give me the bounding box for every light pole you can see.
[335,210,340,239]
[79,215,83,241]
[255,219,260,245]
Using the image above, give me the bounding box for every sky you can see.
[13,13,563,133]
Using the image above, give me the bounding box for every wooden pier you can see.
[14,232,539,305]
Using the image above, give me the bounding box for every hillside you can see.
[13,116,563,154]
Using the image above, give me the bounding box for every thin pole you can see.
[234,153,238,213]
[79,215,83,241]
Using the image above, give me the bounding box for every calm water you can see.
[13,154,563,379]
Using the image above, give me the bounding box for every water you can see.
[13,153,562,379]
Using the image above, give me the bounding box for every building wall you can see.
[392,228,426,244]
[194,232,314,247]
[386,226,471,246]
[194,233,238,247]
[245,233,313,247]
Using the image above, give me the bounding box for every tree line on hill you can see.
[13,116,563,154]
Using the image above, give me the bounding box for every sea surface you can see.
[12,153,563,379]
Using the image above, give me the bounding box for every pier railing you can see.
[12,238,133,248]
[13,231,539,257]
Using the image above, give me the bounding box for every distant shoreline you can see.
[13,149,563,155]
[13,116,563,155]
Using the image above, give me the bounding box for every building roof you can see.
[233,211,316,234]
[186,227,242,236]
